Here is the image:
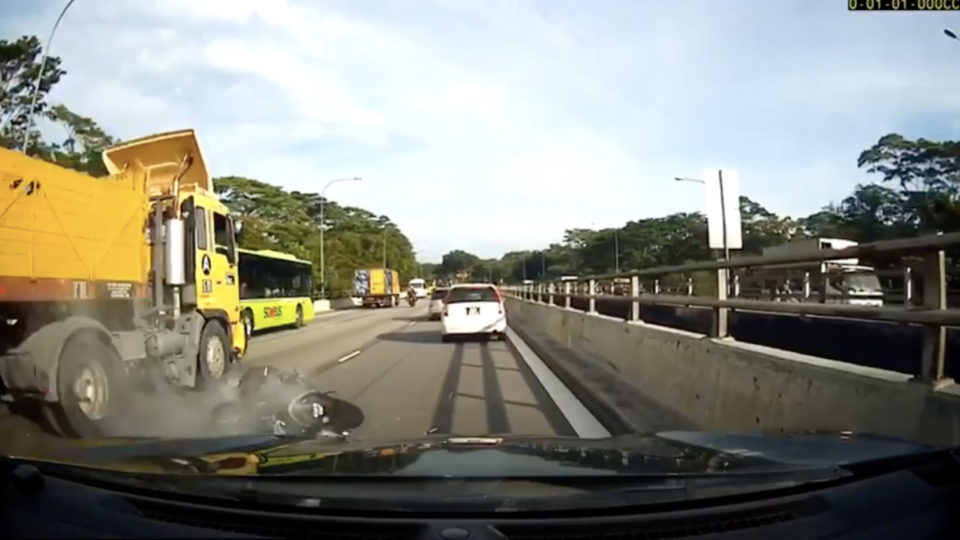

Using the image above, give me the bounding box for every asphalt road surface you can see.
[0,304,606,459]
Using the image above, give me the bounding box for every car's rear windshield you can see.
[445,287,499,304]
[431,289,449,299]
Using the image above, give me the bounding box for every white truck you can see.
[750,238,884,306]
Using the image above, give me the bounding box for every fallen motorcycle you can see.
[211,366,360,439]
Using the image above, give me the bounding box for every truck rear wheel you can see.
[198,321,229,389]
[46,331,127,438]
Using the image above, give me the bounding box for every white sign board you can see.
[702,168,743,250]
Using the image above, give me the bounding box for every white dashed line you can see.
[336,350,362,364]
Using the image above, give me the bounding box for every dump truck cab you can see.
[103,130,246,359]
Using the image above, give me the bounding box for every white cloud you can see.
[4,0,960,261]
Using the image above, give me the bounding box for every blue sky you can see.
[3,0,960,261]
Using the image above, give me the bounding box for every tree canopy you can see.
[4,32,955,292]
[430,133,960,284]
[0,33,422,297]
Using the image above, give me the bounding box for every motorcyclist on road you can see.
[406,286,417,306]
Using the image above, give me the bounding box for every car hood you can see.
[38,430,930,477]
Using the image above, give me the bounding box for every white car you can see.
[428,287,449,320]
[440,283,507,341]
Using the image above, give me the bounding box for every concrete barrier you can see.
[506,297,960,446]
[313,297,361,314]
[331,297,361,309]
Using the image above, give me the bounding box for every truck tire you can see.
[198,321,229,389]
[242,309,254,341]
[46,331,127,438]
[295,305,304,328]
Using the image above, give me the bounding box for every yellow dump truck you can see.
[353,268,400,307]
[0,129,245,437]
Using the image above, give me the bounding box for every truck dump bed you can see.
[0,130,211,301]
[0,149,149,296]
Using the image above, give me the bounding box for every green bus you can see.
[238,248,315,339]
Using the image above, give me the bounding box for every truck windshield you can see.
[844,274,882,293]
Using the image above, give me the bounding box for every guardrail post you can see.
[903,265,913,307]
[630,275,640,321]
[920,249,947,384]
[802,271,811,300]
[654,279,661,295]
[588,278,596,313]
[733,274,741,298]
[564,281,571,309]
[547,281,554,305]
[686,278,694,296]
[713,267,729,338]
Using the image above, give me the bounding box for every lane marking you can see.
[249,309,385,344]
[336,350,362,364]
[506,327,610,439]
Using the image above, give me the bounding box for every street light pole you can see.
[21,0,77,153]
[674,174,729,260]
[614,230,620,273]
[382,227,387,268]
[718,170,730,261]
[319,176,361,298]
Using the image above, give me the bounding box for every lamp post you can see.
[614,230,620,273]
[675,175,730,261]
[319,176,361,297]
[382,226,387,268]
[675,172,737,338]
[591,221,621,273]
[21,0,77,153]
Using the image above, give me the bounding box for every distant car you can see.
[428,287,449,320]
[440,283,506,342]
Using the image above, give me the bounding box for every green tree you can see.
[739,196,796,254]
[857,133,960,234]
[440,249,480,281]
[215,176,419,297]
[0,35,66,154]
[45,104,115,175]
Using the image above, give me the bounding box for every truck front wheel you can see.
[46,331,127,438]
[198,321,229,389]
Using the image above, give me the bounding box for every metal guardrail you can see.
[503,232,957,386]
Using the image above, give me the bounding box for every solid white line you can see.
[336,350,362,364]
[506,326,610,439]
